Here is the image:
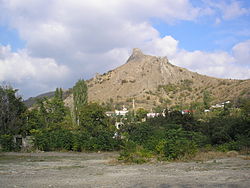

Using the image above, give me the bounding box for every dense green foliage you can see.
[118,104,250,162]
[0,134,16,151]
[0,85,27,135]
[1,83,249,164]
[27,89,120,152]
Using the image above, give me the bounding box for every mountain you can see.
[24,89,71,107]
[24,91,55,107]
[64,48,250,110]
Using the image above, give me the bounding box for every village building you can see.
[147,112,160,118]
[115,106,129,116]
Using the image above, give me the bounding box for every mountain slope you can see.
[64,48,250,110]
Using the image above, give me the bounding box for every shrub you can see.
[162,129,198,160]
[30,129,50,151]
[162,138,197,160]
[0,134,15,151]
[52,129,73,150]
[91,130,121,151]
[158,84,177,93]
[119,141,153,164]
[216,141,241,152]
[31,128,73,151]
[72,131,90,151]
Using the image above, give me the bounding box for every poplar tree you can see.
[55,88,63,100]
[73,79,88,125]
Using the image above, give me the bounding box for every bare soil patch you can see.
[0,152,249,188]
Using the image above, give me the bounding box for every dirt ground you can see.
[0,152,249,188]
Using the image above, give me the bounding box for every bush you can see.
[161,129,198,160]
[89,130,121,151]
[216,134,250,152]
[51,129,73,150]
[31,128,73,151]
[0,134,15,151]
[162,138,197,160]
[129,122,154,145]
[31,128,121,152]
[72,131,90,151]
[30,129,50,151]
[119,141,153,164]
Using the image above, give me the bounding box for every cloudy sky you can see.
[0,0,250,99]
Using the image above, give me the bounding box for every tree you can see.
[21,108,44,135]
[54,87,63,100]
[0,85,26,135]
[78,103,110,135]
[73,79,88,125]
[27,88,68,130]
[203,90,212,109]
[50,89,67,124]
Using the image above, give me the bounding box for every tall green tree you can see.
[54,87,63,100]
[26,88,68,130]
[79,103,110,135]
[203,90,212,109]
[73,79,88,125]
[0,85,26,135]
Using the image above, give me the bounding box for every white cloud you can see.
[232,40,250,66]
[143,36,179,58]
[222,1,249,20]
[143,36,250,79]
[0,0,249,98]
[0,0,202,57]
[203,0,250,20]
[0,45,70,97]
[0,0,204,97]
[170,44,250,79]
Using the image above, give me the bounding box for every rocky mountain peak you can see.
[127,48,144,62]
[132,48,143,55]
[62,49,250,110]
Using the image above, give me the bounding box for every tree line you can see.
[0,82,249,163]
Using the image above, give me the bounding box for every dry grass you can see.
[239,155,250,160]
[226,150,239,157]
[238,148,250,155]
[192,151,229,162]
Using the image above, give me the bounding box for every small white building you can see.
[147,113,160,118]
[211,104,224,108]
[115,106,128,116]
[115,110,128,116]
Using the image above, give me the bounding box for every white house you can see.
[147,113,160,118]
[115,106,128,116]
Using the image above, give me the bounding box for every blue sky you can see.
[0,26,25,51]
[0,0,249,99]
